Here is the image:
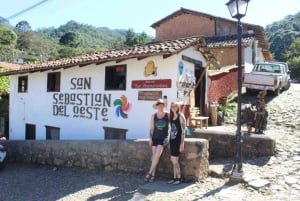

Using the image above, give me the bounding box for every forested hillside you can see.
[266,12,300,61]
[265,12,300,79]
[0,20,153,63]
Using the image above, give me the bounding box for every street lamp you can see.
[226,0,249,181]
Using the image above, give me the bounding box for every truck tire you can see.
[275,84,281,96]
[284,81,291,90]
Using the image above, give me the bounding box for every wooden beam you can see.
[96,61,107,65]
[79,63,91,67]
[137,56,148,60]
[163,54,172,59]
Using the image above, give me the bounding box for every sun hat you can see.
[152,98,165,109]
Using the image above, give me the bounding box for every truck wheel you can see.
[275,86,281,96]
[284,81,291,90]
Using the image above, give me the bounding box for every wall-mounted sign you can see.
[132,79,171,89]
[138,91,162,101]
[144,61,157,77]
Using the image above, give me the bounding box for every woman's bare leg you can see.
[171,156,181,179]
[148,145,164,176]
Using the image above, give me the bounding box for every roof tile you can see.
[0,36,213,76]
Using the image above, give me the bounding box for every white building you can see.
[1,37,214,140]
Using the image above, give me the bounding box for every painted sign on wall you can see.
[52,77,131,121]
[52,92,111,121]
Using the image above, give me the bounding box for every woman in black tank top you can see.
[167,102,186,185]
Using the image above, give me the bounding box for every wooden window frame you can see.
[18,76,28,93]
[105,65,127,90]
[47,72,61,92]
[45,126,60,140]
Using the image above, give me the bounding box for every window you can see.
[45,126,60,140]
[47,72,61,92]
[103,127,127,140]
[18,76,28,92]
[105,65,126,90]
[25,124,36,140]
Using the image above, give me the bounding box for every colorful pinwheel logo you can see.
[113,95,131,118]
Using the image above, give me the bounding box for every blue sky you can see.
[1,0,299,36]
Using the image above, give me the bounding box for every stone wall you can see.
[187,129,275,159]
[2,138,209,182]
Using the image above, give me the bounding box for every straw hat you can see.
[152,99,165,109]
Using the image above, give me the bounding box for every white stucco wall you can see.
[244,42,254,73]
[9,47,206,140]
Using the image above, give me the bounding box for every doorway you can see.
[194,65,206,115]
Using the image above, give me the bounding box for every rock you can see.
[248,179,270,189]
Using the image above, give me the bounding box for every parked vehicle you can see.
[0,142,7,170]
[243,62,291,95]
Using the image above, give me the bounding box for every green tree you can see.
[124,29,153,47]
[15,20,31,33]
[0,68,10,94]
[0,25,17,62]
[284,39,300,59]
[59,31,80,48]
[136,31,152,45]
[16,31,35,51]
[266,12,300,61]
[58,46,82,59]
[124,29,137,46]
[112,36,125,49]
[284,39,300,79]
[0,25,17,45]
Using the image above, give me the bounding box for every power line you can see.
[6,0,50,20]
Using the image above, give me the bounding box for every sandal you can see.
[144,173,151,182]
[149,175,155,183]
[173,178,182,185]
[167,178,176,184]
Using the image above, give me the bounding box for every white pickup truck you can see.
[243,62,291,95]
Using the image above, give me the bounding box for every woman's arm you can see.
[179,113,186,152]
[149,114,154,146]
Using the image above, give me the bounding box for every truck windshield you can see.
[253,64,281,73]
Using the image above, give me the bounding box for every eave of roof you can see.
[0,36,213,76]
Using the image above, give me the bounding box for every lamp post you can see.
[226,0,249,181]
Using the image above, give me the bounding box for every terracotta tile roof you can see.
[0,36,214,76]
[205,32,254,48]
[0,62,22,70]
